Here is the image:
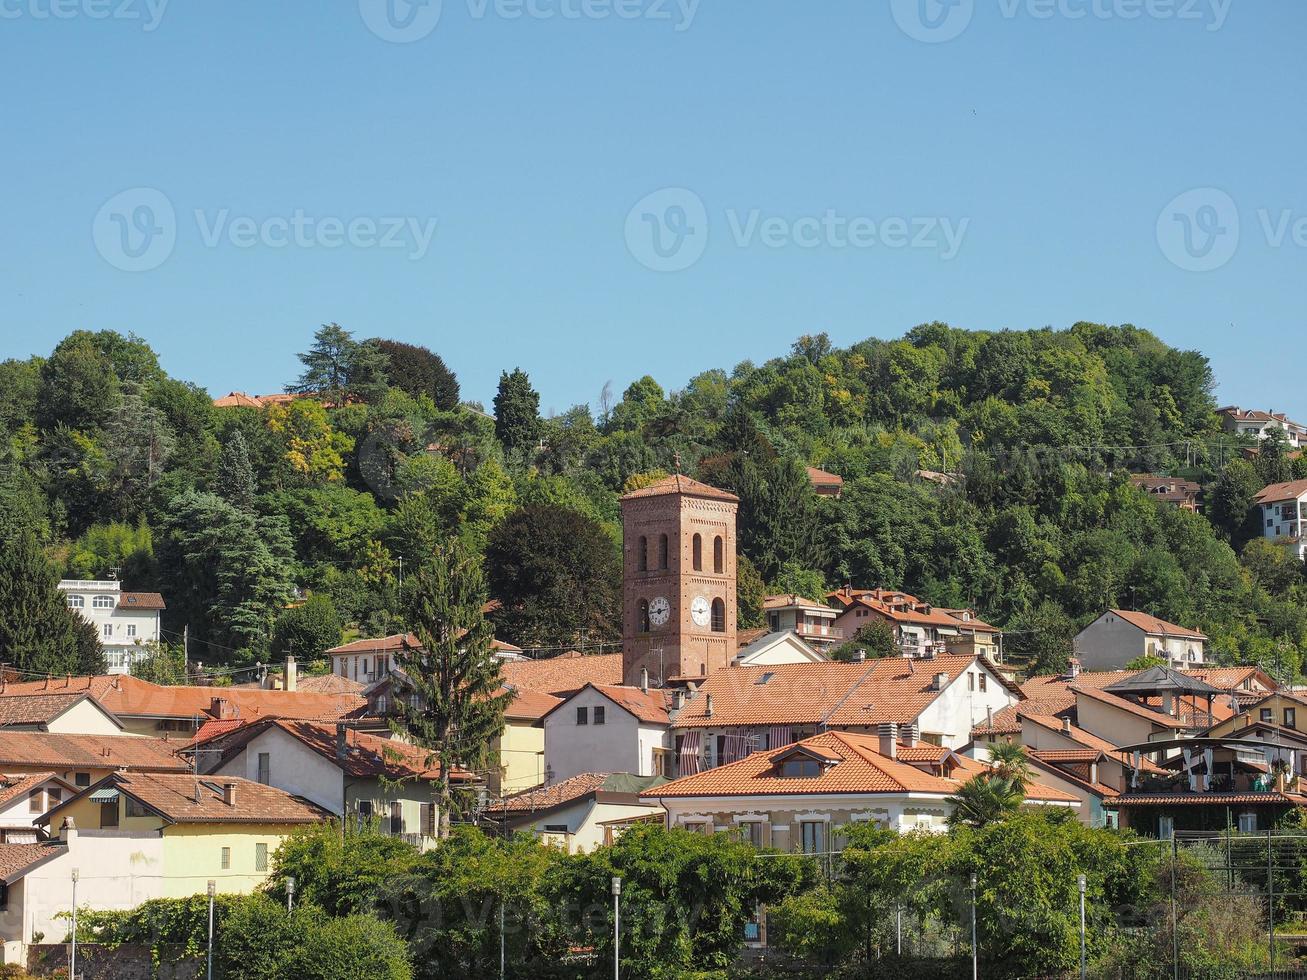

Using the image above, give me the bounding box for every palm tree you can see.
[987,742,1033,791]
[947,774,1025,830]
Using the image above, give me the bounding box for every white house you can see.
[484,772,666,853]
[57,581,165,674]
[762,595,842,651]
[0,774,77,844]
[1074,610,1208,671]
[1254,480,1307,559]
[542,683,672,784]
[1217,407,1307,447]
[733,631,827,667]
[0,692,125,737]
[203,719,481,851]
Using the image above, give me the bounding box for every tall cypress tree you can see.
[0,530,106,675]
[492,368,542,457]
[391,537,512,837]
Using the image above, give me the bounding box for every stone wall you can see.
[29,943,203,979]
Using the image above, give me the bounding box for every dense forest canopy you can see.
[2,321,1305,679]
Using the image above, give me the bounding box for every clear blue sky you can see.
[3,0,1304,417]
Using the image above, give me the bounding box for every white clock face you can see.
[690,595,711,627]
[649,596,671,627]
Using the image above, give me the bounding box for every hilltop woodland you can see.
[1,321,1305,681]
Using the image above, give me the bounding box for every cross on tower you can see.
[672,451,682,474]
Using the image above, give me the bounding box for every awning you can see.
[88,789,120,802]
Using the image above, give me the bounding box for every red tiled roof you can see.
[0,772,72,810]
[326,632,520,656]
[119,592,166,611]
[44,771,330,825]
[489,772,609,814]
[1254,479,1307,504]
[672,656,999,730]
[1020,715,1167,774]
[1072,686,1190,728]
[763,594,832,612]
[1029,749,1102,763]
[0,692,115,727]
[1107,610,1207,641]
[971,698,1072,736]
[294,674,365,695]
[503,688,563,722]
[0,732,187,772]
[0,842,65,884]
[806,466,844,488]
[620,474,739,502]
[547,684,670,725]
[0,675,364,723]
[1114,792,1307,807]
[735,628,770,649]
[500,653,624,697]
[643,731,1077,803]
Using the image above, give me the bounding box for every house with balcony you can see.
[826,588,1001,660]
[200,719,482,850]
[1254,479,1307,559]
[56,581,165,674]
[1074,609,1208,671]
[1217,407,1307,447]
[763,594,843,650]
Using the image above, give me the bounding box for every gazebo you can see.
[1102,665,1222,727]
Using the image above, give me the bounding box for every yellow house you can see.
[491,689,560,797]
[36,771,328,898]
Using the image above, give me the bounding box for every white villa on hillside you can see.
[1254,480,1307,559]
[57,580,165,674]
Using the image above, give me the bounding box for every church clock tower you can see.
[619,474,739,687]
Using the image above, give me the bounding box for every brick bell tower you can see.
[620,473,739,687]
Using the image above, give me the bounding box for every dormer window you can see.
[779,759,822,778]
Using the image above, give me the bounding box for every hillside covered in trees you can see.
[1,321,1304,680]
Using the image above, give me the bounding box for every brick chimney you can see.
[878,722,899,759]
[223,782,237,807]
[336,724,348,761]
[210,697,234,721]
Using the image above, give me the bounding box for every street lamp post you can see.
[70,868,79,980]
[287,876,295,912]
[1078,874,1087,980]
[970,873,978,980]
[611,877,622,980]
[207,880,216,980]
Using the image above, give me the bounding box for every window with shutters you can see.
[27,791,41,814]
[257,753,271,785]
[255,842,269,872]
[576,706,589,726]
[593,706,606,725]
[390,801,404,835]
[221,847,231,870]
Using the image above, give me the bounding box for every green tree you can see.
[485,503,621,649]
[35,331,123,430]
[492,368,542,457]
[831,620,900,661]
[1008,599,1076,676]
[270,594,342,661]
[736,553,766,628]
[130,642,189,685]
[0,529,106,675]
[392,537,512,838]
[1209,458,1266,545]
[946,772,1024,829]
[370,338,460,410]
[216,430,258,511]
[267,821,418,917]
[291,322,388,406]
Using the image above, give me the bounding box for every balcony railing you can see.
[793,622,843,640]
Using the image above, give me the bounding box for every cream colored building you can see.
[486,772,666,853]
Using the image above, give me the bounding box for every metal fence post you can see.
[970,873,978,980]
[896,904,902,957]
[1078,873,1087,980]
[70,868,79,980]
[1268,828,1275,972]
[1170,835,1178,980]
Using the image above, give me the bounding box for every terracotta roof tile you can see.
[643,731,1077,803]
[671,656,993,730]
[503,688,563,722]
[0,842,65,883]
[0,692,109,726]
[500,653,624,697]
[805,466,844,488]
[46,771,329,825]
[620,474,739,502]
[1020,715,1167,774]
[294,674,365,695]
[1072,686,1191,728]
[0,732,187,772]
[1254,479,1307,504]
[1115,792,1307,807]
[0,675,364,723]
[586,685,670,724]
[119,592,166,610]
[1108,610,1207,640]
[0,772,70,809]
[489,773,609,814]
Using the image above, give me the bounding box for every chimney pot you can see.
[901,722,919,748]
[284,655,297,693]
[336,723,348,760]
[853,649,866,663]
[878,722,899,759]
[640,668,649,694]
[1061,716,1073,735]
[705,694,714,718]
